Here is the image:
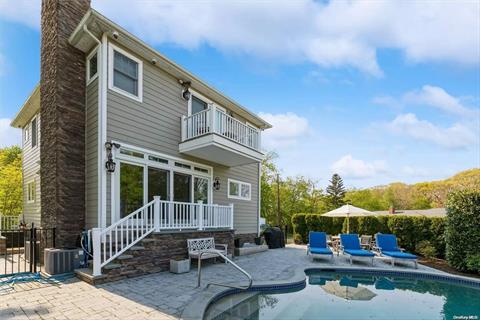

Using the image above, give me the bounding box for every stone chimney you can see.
[40,0,90,248]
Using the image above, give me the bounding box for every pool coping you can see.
[181,266,480,320]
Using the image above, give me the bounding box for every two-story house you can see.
[10,0,271,282]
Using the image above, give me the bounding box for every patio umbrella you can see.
[322,282,377,301]
[323,204,373,233]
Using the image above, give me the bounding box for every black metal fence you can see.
[0,224,55,276]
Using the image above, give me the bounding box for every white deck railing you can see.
[0,215,21,230]
[182,105,261,151]
[92,197,233,276]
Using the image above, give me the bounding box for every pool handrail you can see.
[197,249,253,290]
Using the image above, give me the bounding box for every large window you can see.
[109,44,143,102]
[31,117,37,148]
[27,180,36,203]
[174,173,191,203]
[228,179,251,200]
[194,177,209,204]
[115,146,212,221]
[148,167,169,202]
[119,163,144,218]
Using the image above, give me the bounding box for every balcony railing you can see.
[182,106,261,151]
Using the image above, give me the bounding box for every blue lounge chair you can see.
[340,234,375,265]
[307,232,333,261]
[375,234,418,268]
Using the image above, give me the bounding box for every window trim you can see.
[227,178,251,201]
[27,179,36,203]
[30,116,38,149]
[86,46,99,85]
[108,43,143,103]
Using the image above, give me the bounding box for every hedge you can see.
[291,213,446,258]
[445,190,480,272]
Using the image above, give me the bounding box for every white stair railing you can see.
[91,197,234,276]
[92,197,157,276]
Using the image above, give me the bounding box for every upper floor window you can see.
[87,49,98,83]
[24,124,29,143]
[108,44,143,102]
[228,179,251,201]
[31,117,37,148]
[27,180,36,203]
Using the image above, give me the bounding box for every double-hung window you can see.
[27,180,36,203]
[109,44,143,102]
[31,117,37,148]
[228,179,251,200]
[87,48,98,83]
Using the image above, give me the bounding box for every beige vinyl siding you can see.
[22,114,41,226]
[105,41,259,234]
[85,78,99,229]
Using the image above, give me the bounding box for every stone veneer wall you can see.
[235,233,258,247]
[97,230,235,284]
[40,0,90,248]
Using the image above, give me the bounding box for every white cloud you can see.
[404,85,472,116]
[386,113,477,149]
[1,1,478,75]
[0,118,21,147]
[331,154,387,179]
[258,112,310,150]
[0,0,40,29]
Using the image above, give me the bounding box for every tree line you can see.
[261,152,480,229]
[0,146,22,216]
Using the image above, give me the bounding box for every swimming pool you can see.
[204,269,480,320]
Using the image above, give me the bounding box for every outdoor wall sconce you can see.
[105,142,121,173]
[213,177,221,191]
[179,79,192,100]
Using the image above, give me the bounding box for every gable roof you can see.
[69,9,272,130]
[11,84,40,128]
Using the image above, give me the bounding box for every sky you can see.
[0,0,479,189]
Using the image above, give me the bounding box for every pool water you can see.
[204,271,480,320]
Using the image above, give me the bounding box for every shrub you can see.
[357,216,383,235]
[429,218,446,258]
[465,255,480,274]
[387,216,418,252]
[291,214,307,244]
[416,240,437,258]
[446,190,480,272]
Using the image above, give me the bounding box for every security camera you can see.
[112,31,119,39]
[151,58,157,65]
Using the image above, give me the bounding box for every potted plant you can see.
[170,257,190,274]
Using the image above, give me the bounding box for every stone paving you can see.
[1,244,442,319]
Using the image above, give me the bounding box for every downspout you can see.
[83,25,106,229]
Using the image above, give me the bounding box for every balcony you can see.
[179,106,264,166]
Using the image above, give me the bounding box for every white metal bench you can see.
[187,237,228,263]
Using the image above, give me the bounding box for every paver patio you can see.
[1,244,441,319]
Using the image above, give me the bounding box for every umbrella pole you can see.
[347,215,350,234]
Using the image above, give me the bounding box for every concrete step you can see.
[116,254,133,260]
[104,263,122,270]
[74,268,106,285]
[128,246,145,251]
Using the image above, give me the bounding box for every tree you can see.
[0,146,22,216]
[326,173,346,209]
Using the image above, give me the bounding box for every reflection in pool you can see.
[204,271,480,320]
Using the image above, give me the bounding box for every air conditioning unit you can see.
[44,248,85,275]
